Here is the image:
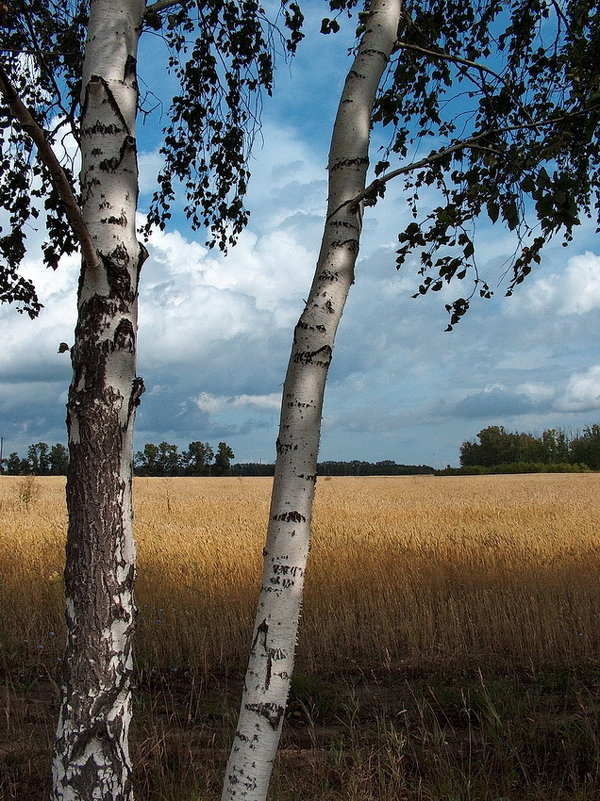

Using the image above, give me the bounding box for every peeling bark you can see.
[221,3,402,800]
[51,2,147,799]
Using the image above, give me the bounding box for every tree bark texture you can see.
[52,2,147,799]
[221,2,402,800]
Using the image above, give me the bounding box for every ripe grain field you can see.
[1,473,600,800]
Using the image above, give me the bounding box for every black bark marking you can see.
[252,618,269,653]
[113,318,135,352]
[275,438,298,454]
[273,564,304,576]
[89,74,132,135]
[136,244,148,291]
[129,376,145,415]
[124,55,136,80]
[244,702,285,730]
[81,122,122,136]
[293,344,333,367]
[318,269,339,281]
[272,511,306,523]
[252,619,273,690]
[269,563,305,589]
[250,619,288,690]
[101,213,127,225]
[360,47,389,61]
[99,136,136,172]
[331,237,360,253]
[101,245,136,306]
[296,319,327,335]
[331,156,369,171]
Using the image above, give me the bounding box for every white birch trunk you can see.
[51,2,146,799]
[222,2,402,799]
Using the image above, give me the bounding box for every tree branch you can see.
[332,103,600,219]
[395,40,536,124]
[396,40,509,88]
[0,63,97,269]
[145,0,184,15]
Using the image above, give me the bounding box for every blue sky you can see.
[1,5,599,468]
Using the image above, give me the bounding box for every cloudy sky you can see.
[2,6,599,469]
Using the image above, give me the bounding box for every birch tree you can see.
[0,3,303,799]
[222,2,402,797]
[224,0,599,798]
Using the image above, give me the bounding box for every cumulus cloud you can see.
[445,367,600,426]
[557,365,600,412]
[505,251,600,317]
[194,392,281,414]
[3,70,600,466]
[449,384,548,419]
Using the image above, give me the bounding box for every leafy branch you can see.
[351,101,600,212]
[0,62,96,269]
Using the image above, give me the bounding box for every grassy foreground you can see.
[1,473,599,799]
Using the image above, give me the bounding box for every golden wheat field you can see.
[1,471,599,678]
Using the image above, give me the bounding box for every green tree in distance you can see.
[214,442,236,477]
[184,441,215,476]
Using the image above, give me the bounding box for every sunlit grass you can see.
[2,472,600,800]
[1,472,599,677]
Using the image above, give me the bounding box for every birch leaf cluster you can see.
[372,0,600,326]
[0,0,304,314]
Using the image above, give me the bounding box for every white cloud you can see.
[505,251,600,317]
[195,392,226,414]
[137,201,318,371]
[232,393,281,409]
[3,73,600,467]
[516,382,556,404]
[194,391,281,414]
[138,149,164,195]
[557,365,600,412]
[559,253,600,314]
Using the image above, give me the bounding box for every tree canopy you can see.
[362,0,600,326]
[460,424,600,469]
[133,439,235,476]
[2,1,598,326]
[0,0,305,316]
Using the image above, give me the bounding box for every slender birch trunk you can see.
[222,2,402,799]
[52,2,146,799]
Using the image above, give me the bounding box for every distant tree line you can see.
[1,442,69,475]
[134,441,235,477]
[8,428,598,479]
[1,440,435,478]
[230,460,435,477]
[443,425,600,474]
[317,460,435,476]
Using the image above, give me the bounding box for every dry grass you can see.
[1,472,600,800]
[1,472,599,677]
